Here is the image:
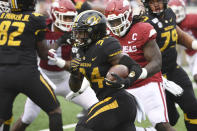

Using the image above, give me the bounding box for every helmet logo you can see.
[86,16,101,26]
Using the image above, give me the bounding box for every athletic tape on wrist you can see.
[138,68,148,79]
[192,40,197,50]
[56,58,66,68]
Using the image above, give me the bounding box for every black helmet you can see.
[72,10,107,48]
[9,0,36,12]
[141,0,169,16]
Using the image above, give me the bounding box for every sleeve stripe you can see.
[40,75,57,103]
[109,50,122,57]
[35,29,46,35]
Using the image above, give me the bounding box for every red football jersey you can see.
[39,24,72,71]
[113,22,162,88]
[178,14,197,56]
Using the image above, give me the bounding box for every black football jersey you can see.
[0,12,46,65]
[78,36,122,100]
[143,8,178,73]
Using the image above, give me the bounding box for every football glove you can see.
[162,76,183,96]
[104,73,136,89]
[48,49,66,68]
[56,31,74,46]
[66,91,82,101]
[66,77,90,101]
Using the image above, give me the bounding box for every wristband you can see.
[192,40,197,50]
[138,68,148,79]
[56,57,66,68]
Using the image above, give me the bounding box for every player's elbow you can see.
[155,56,162,73]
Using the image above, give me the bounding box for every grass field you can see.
[11,88,197,131]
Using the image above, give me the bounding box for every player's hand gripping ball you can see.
[106,64,129,81]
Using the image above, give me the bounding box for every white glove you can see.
[65,77,90,101]
[66,91,82,101]
[162,76,184,96]
[48,49,66,68]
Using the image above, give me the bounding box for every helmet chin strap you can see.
[152,9,164,14]
[152,9,164,17]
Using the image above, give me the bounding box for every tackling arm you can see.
[177,25,197,50]
[143,39,162,78]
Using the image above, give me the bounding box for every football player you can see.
[105,0,175,131]
[168,0,197,85]
[0,0,63,131]
[11,0,99,130]
[0,1,13,130]
[142,0,197,130]
[48,10,144,131]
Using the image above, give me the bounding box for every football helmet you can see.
[105,0,132,37]
[141,0,169,16]
[50,0,77,32]
[72,10,107,48]
[0,0,10,13]
[8,0,36,12]
[168,0,186,23]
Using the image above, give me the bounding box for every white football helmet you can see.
[0,0,10,13]
[50,0,77,31]
[168,0,186,23]
[105,0,132,37]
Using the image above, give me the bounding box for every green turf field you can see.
[11,88,197,131]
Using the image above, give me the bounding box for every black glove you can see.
[57,31,74,46]
[70,58,81,72]
[104,69,142,89]
[104,73,133,89]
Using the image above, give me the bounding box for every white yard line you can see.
[40,123,76,131]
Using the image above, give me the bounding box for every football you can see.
[106,64,129,81]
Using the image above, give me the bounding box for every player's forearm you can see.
[177,25,194,49]
[143,39,162,78]
[144,58,161,78]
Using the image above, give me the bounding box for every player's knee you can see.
[75,125,94,131]
[155,122,176,131]
[48,107,62,115]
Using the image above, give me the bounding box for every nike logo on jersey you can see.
[170,18,173,22]
[128,41,135,44]
[128,33,137,44]
[92,57,97,61]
